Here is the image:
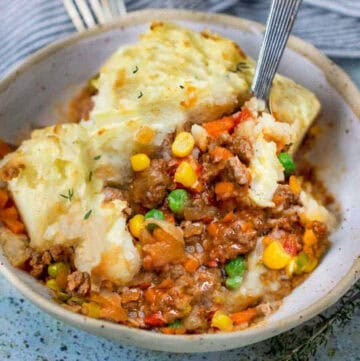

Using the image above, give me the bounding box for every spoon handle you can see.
[251,0,302,101]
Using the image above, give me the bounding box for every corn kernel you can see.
[136,126,155,145]
[130,153,150,171]
[263,241,292,270]
[289,175,301,195]
[303,257,318,273]
[172,132,195,157]
[83,302,100,318]
[174,161,197,187]
[129,214,145,238]
[303,228,317,246]
[211,310,233,332]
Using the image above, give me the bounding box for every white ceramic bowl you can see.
[0,9,359,353]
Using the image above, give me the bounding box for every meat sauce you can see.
[1,84,331,334]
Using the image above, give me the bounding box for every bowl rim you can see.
[0,8,359,352]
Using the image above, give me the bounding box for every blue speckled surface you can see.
[0,59,359,361]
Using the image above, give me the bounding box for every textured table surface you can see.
[0,59,359,361]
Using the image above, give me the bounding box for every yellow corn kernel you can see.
[285,258,298,277]
[172,132,195,157]
[289,175,301,195]
[130,153,150,172]
[303,257,318,273]
[136,126,155,145]
[211,310,233,332]
[83,302,100,319]
[174,161,197,187]
[129,214,145,238]
[303,228,317,246]
[263,241,292,270]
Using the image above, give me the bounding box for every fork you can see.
[251,0,302,102]
[63,0,127,31]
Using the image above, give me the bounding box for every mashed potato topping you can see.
[0,23,326,288]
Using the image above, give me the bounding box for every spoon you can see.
[251,0,302,102]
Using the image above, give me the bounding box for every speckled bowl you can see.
[0,9,359,353]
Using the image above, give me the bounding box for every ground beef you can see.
[227,137,253,164]
[272,185,299,212]
[180,221,204,238]
[48,245,74,263]
[225,156,249,185]
[129,159,171,208]
[311,220,328,236]
[28,250,52,278]
[212,132,253,164]
[66,271,91,296]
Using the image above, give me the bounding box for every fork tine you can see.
[74,0,96,28]
[88,0,106,24]
[63,0,86,31]
[100,0,114,21]
[108,0,127,17]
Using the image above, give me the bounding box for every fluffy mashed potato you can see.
[0,22,325,286]
[0,23,256,284]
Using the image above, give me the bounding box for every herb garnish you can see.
[59,189,74,202]
[88,171,93,182]
[93,155,101,160]
[179,85,184,89]
[84,209,92,220]
[267,280,360,361]
[137,91,143,99]
[132,65,139,74]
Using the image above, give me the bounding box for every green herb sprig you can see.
[59,188,74,202]
[268,280,360,361]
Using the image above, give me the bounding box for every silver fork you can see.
[63,0,127,32]
[251,0,302,101]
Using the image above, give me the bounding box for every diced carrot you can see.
[207,222,219,237]
[209,146,233,161]
[99,305,127,322]
[215,182,234,195]
[203,117,235,137]
[222,211,234,223]
[144,288,158,304]
[230,308,257,325]
[184,258,199,273]
[241,222,253,232]
[0,189,8,209]
[0,206,18,219]
[158,278,172,288]
[161,327,186,335]
[1,217,25,234]
[164,212,175,224]
[262,236,273,246]
[0,140,12,159]
[233,107,252,125]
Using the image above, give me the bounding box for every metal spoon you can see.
[251,0,302,102]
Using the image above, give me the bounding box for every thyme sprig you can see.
[268,280,360,361]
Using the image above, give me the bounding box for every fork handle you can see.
[251,0,302,101]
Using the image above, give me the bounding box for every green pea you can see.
[278,152,296,177]
[295,251,310,274]
[169,319,182,328]
[144,209,164,231]
[225,275,243,290]
[225,256,246,278]
[46,279,60,291]
[47,262,70,279]
[168,189,189,214]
